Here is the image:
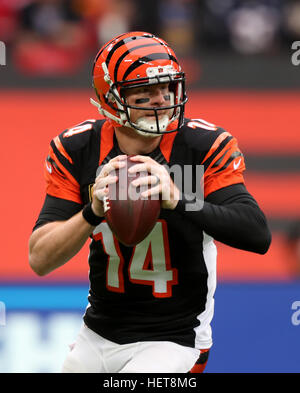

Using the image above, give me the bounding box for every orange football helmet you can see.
[91,31,187,135]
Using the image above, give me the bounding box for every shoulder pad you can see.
[179,118,228,152]
[62,119,97,138]
[58,119,104,153]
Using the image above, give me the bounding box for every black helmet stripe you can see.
[105,36,146,67]
[92,32,128,75]
[114,43,163,82]
[122,53,179,81]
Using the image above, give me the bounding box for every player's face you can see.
[123,83,172,124]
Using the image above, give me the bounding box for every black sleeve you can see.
[174,183,272,254]
[32,194,83,231]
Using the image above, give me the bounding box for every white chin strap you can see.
[132,115,170,137]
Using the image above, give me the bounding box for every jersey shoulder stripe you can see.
[45,144,82,203]
[212,150,244,174]
[203,135,246,197]
[178,120,246,197]
[53,118,104,172]
[200,131,232,165]
[44,119,104,204]
[53,135,73,164]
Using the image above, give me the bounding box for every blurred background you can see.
[0,0,299,373]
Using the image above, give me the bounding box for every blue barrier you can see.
[0,282,299,372]
[206,282,300,373]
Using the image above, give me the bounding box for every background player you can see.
[29,31,271,373]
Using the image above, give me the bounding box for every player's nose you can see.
[150,88,168,107]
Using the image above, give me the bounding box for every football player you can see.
[29,32,271,373]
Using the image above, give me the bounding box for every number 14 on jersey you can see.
[93,220,178,298]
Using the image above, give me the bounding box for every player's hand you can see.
[91,155,127,216]
[128,155,180,210]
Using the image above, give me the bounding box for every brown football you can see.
[104,156,161,246]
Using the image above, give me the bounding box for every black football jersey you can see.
[36,118,245,349]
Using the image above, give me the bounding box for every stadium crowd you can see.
[0,0,300,75]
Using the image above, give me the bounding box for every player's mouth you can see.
[146,112,167,119]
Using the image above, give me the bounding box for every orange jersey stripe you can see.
[204,168,245,198]
[204,138,245,197]
[208,147,233,175]
[205,138,240,176]
[53,135,73,164]
[45,146,82,204]
[201,131,231,165]
[99,120,115,165]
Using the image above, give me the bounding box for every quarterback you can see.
[29,32,271,373]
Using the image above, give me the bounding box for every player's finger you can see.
[129,155,157,168]
[98,156,127,178]
[128,162,158,176]
[95,175,118,189]
[131,175,159,188]
[99,160,126,177]
[110,155,127,162]
[107,160,126,172]
[94,187,109,201]
[129,155,150,162]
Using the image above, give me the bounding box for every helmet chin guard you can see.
[91,31,187,135]
[132,115,170,137]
